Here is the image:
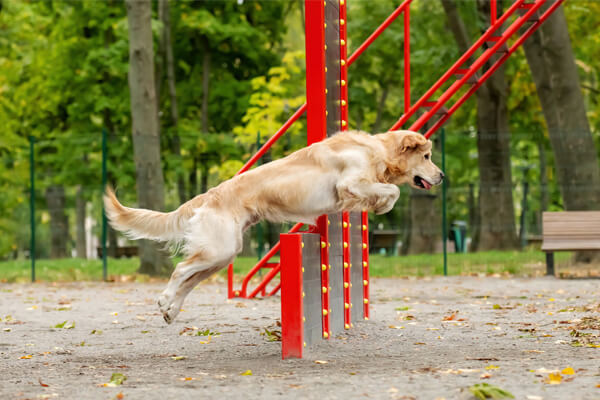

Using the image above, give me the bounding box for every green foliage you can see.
[468,383,514,400]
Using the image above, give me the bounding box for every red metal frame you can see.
[229,0,564,300]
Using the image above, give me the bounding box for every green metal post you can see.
[441,128,447,276]
[29,136,36,283]
[101,128,108,281]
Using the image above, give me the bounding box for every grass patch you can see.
[0,250,572,282]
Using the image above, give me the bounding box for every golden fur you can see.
[104,129,443,323]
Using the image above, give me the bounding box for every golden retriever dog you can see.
[104,130,443,323]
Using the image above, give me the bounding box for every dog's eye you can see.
[424,154,430,160]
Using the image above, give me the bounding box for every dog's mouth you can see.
[414,176,433,190]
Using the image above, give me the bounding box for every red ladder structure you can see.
[225,0,563,358]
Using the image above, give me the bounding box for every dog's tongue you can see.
[422,179,432,190]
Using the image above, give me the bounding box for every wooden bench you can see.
[370,230,400,255]
[541,211,600,275]
[96,246,139,259]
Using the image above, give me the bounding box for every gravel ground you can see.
[1,276,599,400]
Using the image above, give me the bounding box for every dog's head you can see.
[379,130,444,189]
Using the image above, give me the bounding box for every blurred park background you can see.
[0,0,599,282]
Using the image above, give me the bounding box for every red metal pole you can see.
[390,0,526,130]
[280,233,304,359]
[491,0,497,25]
[347,0,413,66]
[404,6,410,114]
[361,212,370,319]
[305,0,330,339]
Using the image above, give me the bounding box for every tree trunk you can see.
[159,0,186,204]
[75,185,87,258]
[201,37,211,134]
[189,156,198,199]
[126,0,173,275]
[372,85,389,133]
[406,190,441,254]
[441,0,518,250]
[522,1,600,262]
[45,185,69,258]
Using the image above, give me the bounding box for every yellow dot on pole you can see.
[325,66,328,72]
[328,264,331,270]
[340,0,345,5]
[302,267,305,273]
[343,262,348,268]
[362,243,367,249]
[325,88,328,94]
[341,100,347,106]
[344,303,349,309]
[324,45,327,50]
[363,261,368,267]
[303,316,306,322]
[362,224,367,231]
[324,23,327,29]
[344,282,349,289]
[326,110,329,116]
[364,317,369,321]
[341,59,346,66]
[340,19,345,25]
[350,283,353,288]
[329,286,332,291]
[321,264,327,271]
[328,242,331,247]
[323,332,329,339]
[342,120,347,127]
[301,242,304,248]
[235,291,240,296]
[327,219,330,225]
[323,309,328,316]
[341,80,346,86]
[303,292,306,298]
[321,241,326,248]
[363,280,368,286]
[350,303,353,308]
[343,242,348,248]
[345,323,350,329]
[329,309,332,313]
[304,342,307,347]
[364,298,369,304]
[341,39,346,46]
[322,287,327,294]
[343,221,348,228]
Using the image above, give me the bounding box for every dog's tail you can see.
[103,187,193,243]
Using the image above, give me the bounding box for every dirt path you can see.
[1,277,599,400]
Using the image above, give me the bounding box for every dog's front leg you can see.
[337,178,399,214]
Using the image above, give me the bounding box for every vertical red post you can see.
[361,212,370,320]
[342,212,351,328]
[404,6,410,114]
[491,0,497,25]
[280,234,304,359]
[305,0,327,146]
[305,0,330,339]
[227,264,234,298]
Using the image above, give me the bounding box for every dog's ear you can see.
[400,133,427,153]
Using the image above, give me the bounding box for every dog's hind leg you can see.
[158,210,242,324]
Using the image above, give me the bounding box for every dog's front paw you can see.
[158,294,180,324]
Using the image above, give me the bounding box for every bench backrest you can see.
[542,211,600,251]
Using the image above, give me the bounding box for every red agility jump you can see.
[226,0,562,359]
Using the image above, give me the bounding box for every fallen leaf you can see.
[38,378,49,387]
[171,356,187,361]
[545,373,562,385]
[480,373,492,379]
[388,325,404,329]
[443,312,458,321]
[314,360,328,364]
[90,329,102,335]
[3,328,11,332]
[485,365,500,370]
[469,383,514,400]
[240,369,253,376]
[20,355,33,359]
[116,393,124,400]
[53,321,75,329]
[562,367,575,375]
[104,373,127,387]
